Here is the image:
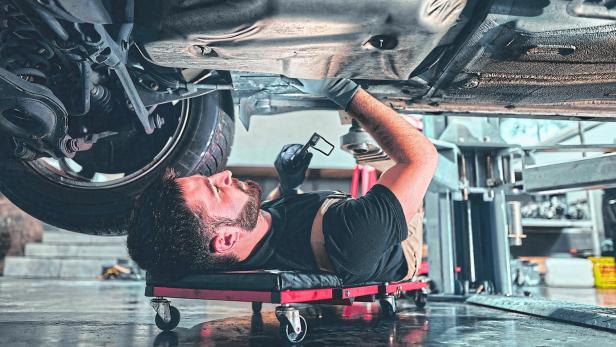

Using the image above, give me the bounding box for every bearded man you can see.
[127,77,437,283]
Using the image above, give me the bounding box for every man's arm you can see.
[347,89,438,222]
[286,77,438,222]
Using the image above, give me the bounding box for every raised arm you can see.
[286,77,438,222]
[347,89,437,221]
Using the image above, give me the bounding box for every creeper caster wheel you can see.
[379,295,397,319]
[151,298,180,331]
[155,306,180,331]
[279,315,307,344]
[414,290,428,309]
[275,305,308,344]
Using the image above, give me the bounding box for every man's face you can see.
[177,170,262,230]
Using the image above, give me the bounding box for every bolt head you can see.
[464,77,480,89]
[153,114,165,129]
[199,45,212,55]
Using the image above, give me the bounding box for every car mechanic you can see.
[127,77,438,284]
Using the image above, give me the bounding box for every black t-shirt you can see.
[239,185,408,284]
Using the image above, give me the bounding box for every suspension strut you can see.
[0,1,69,159]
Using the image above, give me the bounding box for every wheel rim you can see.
[25,100,192,189]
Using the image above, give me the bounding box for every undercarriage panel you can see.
[134,0,469,80]
[412,0,616,120]
[135,0,616,121]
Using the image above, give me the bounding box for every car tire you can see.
[0,91,234,235]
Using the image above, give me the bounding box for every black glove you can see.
[275,144,313,196]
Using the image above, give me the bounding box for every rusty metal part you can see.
[61,131,117,158]
[418,0,616,120]
[391,99,616,121]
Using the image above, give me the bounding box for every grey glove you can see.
[274,144,313,196]
[284,76,360,110]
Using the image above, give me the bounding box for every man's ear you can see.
[211,228,240,254]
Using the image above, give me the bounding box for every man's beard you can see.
[208,179,262,232]
[234,179,262,231]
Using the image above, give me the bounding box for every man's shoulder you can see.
[261,190,349,215]
[286,190,349,202]
[323,185,407,237]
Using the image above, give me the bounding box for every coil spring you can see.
[0,1,53,85]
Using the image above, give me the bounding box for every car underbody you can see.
[137,0,616,124]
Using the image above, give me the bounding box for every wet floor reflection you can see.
[1,279,612,346]
[153,307,428,346]
[151,300,613,347]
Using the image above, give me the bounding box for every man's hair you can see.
[127,169,238,278]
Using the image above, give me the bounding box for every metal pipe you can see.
[465,201,476,283]
[33,6,69,41]
[492,191,513,295]
[577,120,603,256]
[588,190,604,257]
[506,201,525,247]
[539,123,601,146]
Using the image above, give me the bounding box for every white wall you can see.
[227,110,356,169]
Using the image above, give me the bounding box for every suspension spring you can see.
[0,1,54,86]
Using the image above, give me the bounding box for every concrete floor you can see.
[0,278,613,346]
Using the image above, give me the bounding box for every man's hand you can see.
[284,76,360,110]
[274,144,313,196]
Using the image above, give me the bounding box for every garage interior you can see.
[0,0,616,346]
[1,111,615,346]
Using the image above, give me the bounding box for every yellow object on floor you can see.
[590,257,616,289]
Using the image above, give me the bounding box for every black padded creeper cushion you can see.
[146,270,344,291]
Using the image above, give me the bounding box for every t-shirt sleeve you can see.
[322,184,408,277]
